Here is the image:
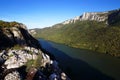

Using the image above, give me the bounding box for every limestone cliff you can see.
[62,9,120,25]
[62,12,108,24]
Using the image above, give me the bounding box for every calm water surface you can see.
[39,39,120,80]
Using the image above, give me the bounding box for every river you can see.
[39,39,120,80]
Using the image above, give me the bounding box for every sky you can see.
[0,0,120,29]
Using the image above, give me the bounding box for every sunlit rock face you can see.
[81,12,108,21]
[62,12,108,24]
[4,70,21,80]
[4,47,38,69]
[29,29,37,35]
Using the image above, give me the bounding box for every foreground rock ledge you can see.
[0,21,70,80]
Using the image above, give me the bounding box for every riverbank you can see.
[39,39,120,80]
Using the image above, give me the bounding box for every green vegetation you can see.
[0,20,20,28]
[33,10,120,57]
[12,45,23,50]
[25,54,42,72]
[26,59,35,72]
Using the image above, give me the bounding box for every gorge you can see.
[31,9,120,57]
[39,39,120,80]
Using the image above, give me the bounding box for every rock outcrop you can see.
[0,21,70,80]
[62,12,108,24]
[0,22,40,49]
[29,29,37,35]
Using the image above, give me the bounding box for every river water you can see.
[39,39,120,80]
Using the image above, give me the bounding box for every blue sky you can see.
[0,0,120,29]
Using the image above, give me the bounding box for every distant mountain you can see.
[31,9,120,57]
[62,12,108,24]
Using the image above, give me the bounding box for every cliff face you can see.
[108,9,120,25]
[0,23,40,49]
[0,21,70,80]
[62,12,108,24]
[62,9,120,25]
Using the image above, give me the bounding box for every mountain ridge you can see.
[62,12,108,25]
[31,8,120,57]
[62,8,120,25]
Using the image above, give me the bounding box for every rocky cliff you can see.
[0,21,70,80]
[62,12,108,24]
[62,9,120,25]
[0,23,39,49]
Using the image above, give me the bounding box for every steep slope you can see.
[0,21,40,49]
[0,21,69,80]
[31,9,120,57]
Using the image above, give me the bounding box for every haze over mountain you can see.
[30,9,120,57]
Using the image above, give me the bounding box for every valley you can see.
[31,9,120,57]
[39,39,120,80]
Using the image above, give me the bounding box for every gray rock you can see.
[62,12,108,24]
[4,71,21,80]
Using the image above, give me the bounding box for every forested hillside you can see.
[32,9,120,57]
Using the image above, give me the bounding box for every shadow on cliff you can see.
[0,29,14,50]
[0,28,41,50]
[39,39,114,80]
[18,27,41,49]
